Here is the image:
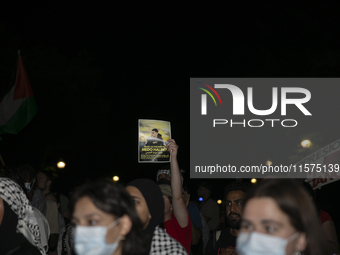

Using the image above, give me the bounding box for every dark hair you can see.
[151,128,158,133]
[0,166,27,193]
[300,181,314,198]
[70,181,147,255]
[167,195,172,205]
[224,180,251,199]
[300,181,321,216]
[243,179,330,255]
[38,170,54,182]
[18,165,36,181]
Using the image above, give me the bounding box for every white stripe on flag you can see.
[0,86,25,126]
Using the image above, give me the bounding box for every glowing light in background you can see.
[301,139,312,148]
[57,161,65,169]
[266,160,272,166]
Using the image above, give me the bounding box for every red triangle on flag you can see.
[13,57,33,100]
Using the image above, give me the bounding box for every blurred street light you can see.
[113,176,119,182]
[251,178,257,184]
[266,160,272,166]
[57,161,65,169]
[217,199,222,204]
[301,139,312,148]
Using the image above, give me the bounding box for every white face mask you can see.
[24,182,31,193]
[236,231,300,255]
[74,218,121,255]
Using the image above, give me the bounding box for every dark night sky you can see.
[1,2,340,220]
[0,2,192,188]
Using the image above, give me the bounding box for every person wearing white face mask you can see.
[71,181,148,255]
[236,179,331,255]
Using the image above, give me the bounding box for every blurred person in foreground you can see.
[0,166,50,253]
[237,179,331,255]
[0,177,45,254]
[70,181,147,255]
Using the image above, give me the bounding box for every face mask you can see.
[156,178,171,185]
[236,231,300,255]
[24,182,31,193]
[74,218,121,255]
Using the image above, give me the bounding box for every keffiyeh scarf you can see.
[149,226,187,255]
[0,177,45,255]
[156,169,184,184]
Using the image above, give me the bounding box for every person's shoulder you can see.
[188,201,199,210]
[46,199,58,209]
[222,227,237,239]
[150,226,188,255]
[45,193,57,202]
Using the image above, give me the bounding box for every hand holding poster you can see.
[138,119,171,162]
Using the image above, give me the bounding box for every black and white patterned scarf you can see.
[149,226,188,255]
[156,169,184,184]
[0,178,46,255]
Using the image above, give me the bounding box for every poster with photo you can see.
[138,119,171,162]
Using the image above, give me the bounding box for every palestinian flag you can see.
[0,55,37,136]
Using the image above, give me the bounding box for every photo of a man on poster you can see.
[145,128,165,147]
[138,119,171,163]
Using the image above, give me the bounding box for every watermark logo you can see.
[197,82,222,115]
[199,84,312,116]
[196,82,312,128]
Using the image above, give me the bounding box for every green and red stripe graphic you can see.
[197,82,222,106]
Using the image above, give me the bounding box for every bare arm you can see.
[167,139,189,228]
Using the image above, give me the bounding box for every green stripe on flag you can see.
[0,97,37,135]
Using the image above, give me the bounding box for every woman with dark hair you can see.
[70,181,147,255]
[126,178,187,255]
[236,179,331,255]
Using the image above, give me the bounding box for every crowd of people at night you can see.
[0,139,339,255]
